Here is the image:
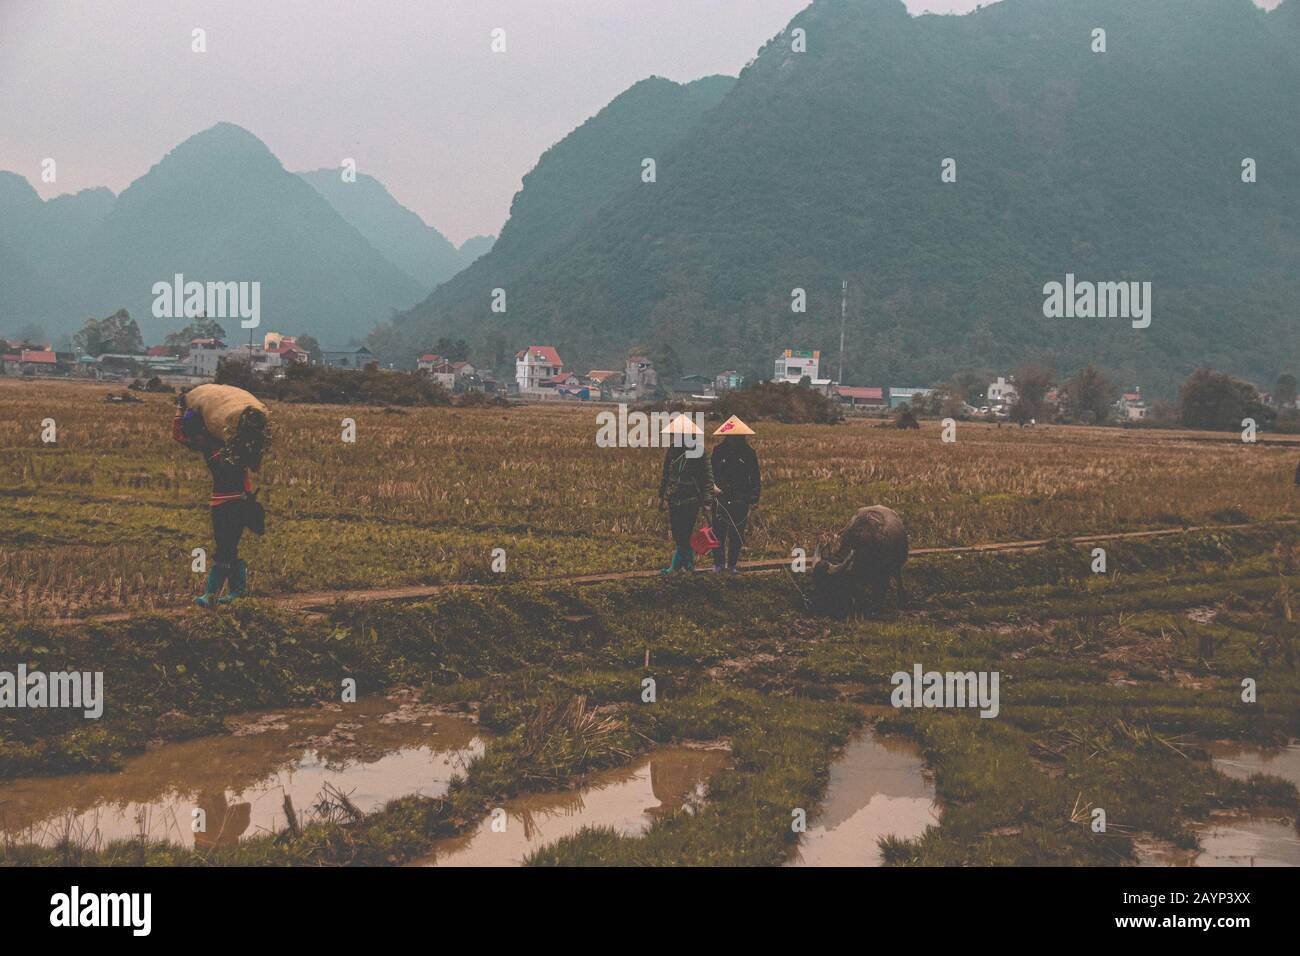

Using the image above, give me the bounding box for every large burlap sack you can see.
[184,384,269,443]
[182,383,271,469]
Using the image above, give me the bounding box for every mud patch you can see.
[788,729,939,866]
[414,746,731,866]
[1205,740,1300,788]
[0,695,484,849]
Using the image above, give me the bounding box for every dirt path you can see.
[29,518,1293,626]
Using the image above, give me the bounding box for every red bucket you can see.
[690,525,720,556]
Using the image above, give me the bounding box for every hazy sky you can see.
[0,0,1284,243]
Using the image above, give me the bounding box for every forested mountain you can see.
[379,0,1300,396]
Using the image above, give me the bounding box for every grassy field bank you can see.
[3,525,1295,866]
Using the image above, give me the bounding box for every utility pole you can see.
[837,279,847,385]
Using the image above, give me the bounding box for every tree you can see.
[1013,365,1055,421]
[1063,364,1116,424]
[8,323,48,347]
[948,370,991,405]
[73,309,143,357]
[164,318,227,350]
[434,336,470,363]
[1276,373,1297,408]
[649,342,684,384]
[295,334,324,364]
[1179,368,1274,431]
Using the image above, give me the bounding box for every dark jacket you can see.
[659,446,715,506]
[711,437,760,504]
[173,411,250,506]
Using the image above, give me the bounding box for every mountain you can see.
[456,234,495,266]
[0,174,114,333]
[2,123,425,345]
[299,168,493,289]
[369,73,737,363]
[381,0,1300,396]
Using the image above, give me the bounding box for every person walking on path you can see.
[658,414,718,573]
[709,416,761,572]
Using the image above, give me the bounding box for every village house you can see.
[714,370,743,392]
[187,338,227,378]
[268,342,307,365]
[16,349,60,375]
[516,346,564,393]
[987,376,1018,407]
[1117,387,1150,421]
[774,349,834,394]
[666,374,717,400]
[322,346,375,370]
[426,360,457,390]
[622,356,658,399]
[835,385,888,408]
[417,353,443,372]
[890,386,935,409]
[584,370,621,398]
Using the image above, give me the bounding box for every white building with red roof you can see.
[516,346,563,393]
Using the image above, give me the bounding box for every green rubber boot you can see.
[218,560,248,603]
[661,549,682,574]
[195,564,228,608]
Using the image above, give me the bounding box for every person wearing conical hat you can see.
[709,415,760,572]
[657,414,718,573]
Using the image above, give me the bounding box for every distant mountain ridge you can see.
[381,0,1300,396]
[0,123,479,345]
[298,168,494,290]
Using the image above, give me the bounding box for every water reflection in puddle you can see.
[0,694,483,850]
[789,730,939,867]
[1140,740,1300,867]
[416,746,731,866]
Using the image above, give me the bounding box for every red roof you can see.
[586,370,619,382]
[2,354,20,362]
[20,350,56,364]
[836,386,885,400]
[419,353,442,363]
[1123,392,1141,402]
[517,346,562,366]
[146,345,174,356]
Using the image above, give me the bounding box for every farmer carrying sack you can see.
[180,383,271,469]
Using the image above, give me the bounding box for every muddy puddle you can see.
[0,691,484,850]
[414,746,731,866]
[789,729,939,866]
[1139,740,1300,867]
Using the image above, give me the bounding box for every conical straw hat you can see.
[713,415,754,436]
[661,413,703,435]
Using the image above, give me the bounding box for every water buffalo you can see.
[810,506,908,614]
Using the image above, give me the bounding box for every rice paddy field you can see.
[1,376,1298,867]
[3,378,1297,619]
